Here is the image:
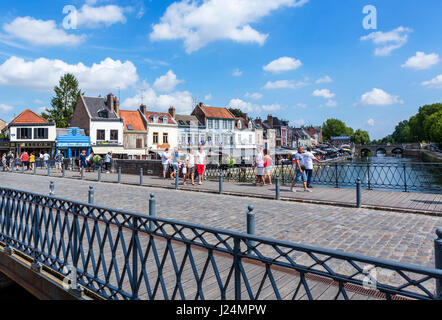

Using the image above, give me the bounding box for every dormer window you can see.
[237,121,242,129]
[154,115,158,123]
[98,108,109,118]
[163,116,168,124]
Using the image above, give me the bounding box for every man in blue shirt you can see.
[290,146,311,192]
[104,152,112,173]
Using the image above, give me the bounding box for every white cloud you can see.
[0,104,13,114]
[2,16,85,46]
[359,88,403,106]
[263,79,308,90]
[296,103,307,108]
[150,0,309,53]
[402,52,440,70]
[367,118,375,126]
[232,69,243,77]
[293,119,305,126]
[228,98,281,114]
[122,83,194,114]
[361,26,412,56]
[76,4,127,28]
[312,89,335,99]
[245,92,263,100]
[204,94,212,101]
[325,100,338,107]
[0,56,138,92]
[153,70,184,92]
[34,99,44,104]
[316,75,332,84]
[422,74,442,88]
[263,57,302,73]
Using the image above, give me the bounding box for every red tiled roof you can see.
[199,106,235,119]
[120,110,146,131]
[144,111,176,124]
[10,109,48,124]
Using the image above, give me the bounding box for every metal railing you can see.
[204,162,442,193]
[0,186,441,300]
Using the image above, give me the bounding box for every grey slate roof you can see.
[174,114,204,127]
[83,97,119,119]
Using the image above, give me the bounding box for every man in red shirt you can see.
[20,151,29,170]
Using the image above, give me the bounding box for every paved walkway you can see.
[0,171,440,270]
[11,168,442,215]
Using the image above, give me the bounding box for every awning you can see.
[92,146,125,154]
[120,149,147,156]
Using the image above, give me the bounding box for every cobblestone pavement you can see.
[0,171,440,270]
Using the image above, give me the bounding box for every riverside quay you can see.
[0,158,441,301]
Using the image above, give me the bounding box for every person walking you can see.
[263,149,273,186]
[196,146,206,185]
[303,147,321,189]
[86,152,94,172]
[170,148,180,180]
[1,153,7,171]
[6,152,12,171]
[55,150,64,174]
[161,148,171,179]
[43,151,50,169]
[104,152,112,173]
[21,151,29,171]
[254,147,265,186]
[291,146,310,192]
[78,150,88,177]
[14,154,21,171]
[29,152,35,171]
[185,149,196,186]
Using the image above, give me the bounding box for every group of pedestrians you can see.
[78,150,112,177]
[254,147,274,186]
[290,146,321,192]
[2,151,36,171]
[161,146,207,186]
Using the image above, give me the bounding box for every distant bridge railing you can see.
[205,162,442,193]
[0,186,441,300]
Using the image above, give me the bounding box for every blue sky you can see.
[0,0,441,139]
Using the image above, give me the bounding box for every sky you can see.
[0,0,441,140]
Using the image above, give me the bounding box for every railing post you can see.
[335,162,339,188]
[62,164,66,178]
[140,168,143,185]
[47,164,50,176]
[49,181,55,196]
[131,215,139,299]
[4,194,13,255]
[149,193,156,232]
[435,228,442,299]
[88,186,94,204]
[233,237,241,301]
[31,197,41,272]
[118,167,121,184]
[367,163,371,190]
[98,167,101,182]
[33,162,37,175]
[81,167,84,180]
[275,174,280,200]
[175,170,179,190]
[281,163,285,184]
[247,205,255,255]
[403,163,408,193]
[219,171,223,194]
[22,163,25,174]
[356,178,362,208]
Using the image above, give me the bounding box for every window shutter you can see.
[44,128,48,139]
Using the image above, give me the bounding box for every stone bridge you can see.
[354,143,422,157]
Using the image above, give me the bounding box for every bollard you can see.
[275,175,280,200]
[435,228,442,299]
[247,205,255,255]
[81,167,84,180]
[175,171,179,190]
[33,163,36,175]
[62,164,65,178]
[49,181,55,196]
[118,167,121,183]
[219,171,223,194]
[47,164,50,176]
[98,167,102,182]
[88,186,94,204]
[356,178,362,208]
[149,193,156,232]
[140,168,143,185]
[22,163,25,174]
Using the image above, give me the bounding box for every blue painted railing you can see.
[0,186,441,300]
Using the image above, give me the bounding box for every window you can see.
[97,130,105,141]
[201,134,206,145]
[207,135,212,145]
[162,116,168,124]
[153,132,159,144]
[136,139,143,149]
[163,133,168,144]
[34,128,48,139]
[228,121,233,130]
[187,134,192,145]
[194,134,199,145]
[17,128,32,139]
[110,130,118,141]
[237,134,241,144]
[215,120,219,129]
[208,119,213,129]
[237,121,242,129]
[215,135,219,145]
[181,134,186,144]
[223,120,227,129]
[98,109,109,118]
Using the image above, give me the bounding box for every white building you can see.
[234,114,257,163]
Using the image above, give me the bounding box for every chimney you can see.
[107,93,114,112]
[243,113,249,122]
[168,106,176,118]
[199,102,203,107]
[114,96,120,117]
[140,104,147,115]
[267,114,273,127]
[255,117,262,126]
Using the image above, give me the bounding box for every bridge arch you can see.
[376,148,387,156]
[391,147,403,155]
[360,149,372,157]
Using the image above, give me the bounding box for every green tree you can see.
[391,120,411,143]
[351,129,370,145]
[409,103,442,142]
[424,110,442,142]
[322,119,353,141]
[41,73,83,128]
[228,108,245,118]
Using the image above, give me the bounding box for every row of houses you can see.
[0,93,322,163]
